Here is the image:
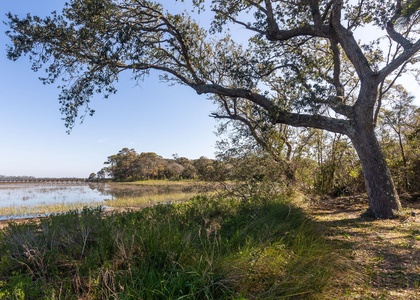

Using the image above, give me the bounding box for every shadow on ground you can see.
[306,194,420,299]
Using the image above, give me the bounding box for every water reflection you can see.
[97,182,201,198]
[0,182,110,208]
[0,181,208,208]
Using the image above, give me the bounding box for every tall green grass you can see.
[0,194,346,299]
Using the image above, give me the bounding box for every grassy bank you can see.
[0,194,346,299]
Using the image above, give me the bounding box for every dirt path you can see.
[307,194,420,299]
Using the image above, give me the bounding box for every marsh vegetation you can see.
[0,194,347,299]
[0,180,215,219]
[0,167,418,299]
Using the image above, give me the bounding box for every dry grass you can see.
[102,181,218,212]
[104,192,208,208]
[113,180,202,186]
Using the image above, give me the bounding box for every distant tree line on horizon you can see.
[89,148,223,182]
[0,175,86,181]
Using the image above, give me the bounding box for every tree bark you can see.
[349,127,402,218]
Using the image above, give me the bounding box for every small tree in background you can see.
[378,85,420,193]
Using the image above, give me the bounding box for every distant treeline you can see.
[90,148,225,182]
[0,175,86,182]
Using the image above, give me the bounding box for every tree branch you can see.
[386,21,413,50]
[212,9,265,35]
[203,85,350,135]
[330,0,374,80]
[377,39,420,83]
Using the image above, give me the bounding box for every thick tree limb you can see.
[386,21,413,50]
[198,83,350,134]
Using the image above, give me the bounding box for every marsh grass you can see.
[104,191,209,207]
[0,201,102,218]
[104,180,220,197]
[0,195,348,299]
[115,179,201,186]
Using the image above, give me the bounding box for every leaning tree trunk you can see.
[349,126,402,219]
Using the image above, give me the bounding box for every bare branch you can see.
[212,9,265,35]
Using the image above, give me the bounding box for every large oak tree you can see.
[6,0,420,218]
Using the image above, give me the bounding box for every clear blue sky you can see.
[0,0,219,178]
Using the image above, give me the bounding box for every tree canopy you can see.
[6,0,420,218]
[96,148,221,181]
